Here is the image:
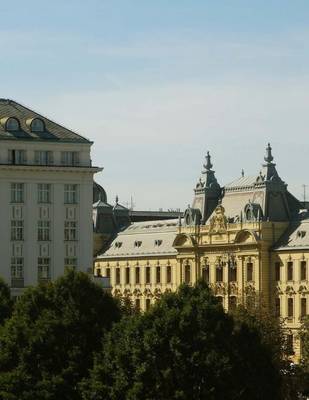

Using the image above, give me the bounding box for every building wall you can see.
[0,140,98,296]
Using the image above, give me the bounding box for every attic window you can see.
[134,241,142,248]
[115,242,122,248]
[155,240,162,246]
[297,230,306,239]
[31,118,45,132]
[6,117,20,131]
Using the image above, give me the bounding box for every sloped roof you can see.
[0,99,91,143]
[274,213,309,250]
[97,219,179,258]
[224,175,257,190]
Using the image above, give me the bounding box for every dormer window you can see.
[6,117,20,131]
[31,118,45,132]
[134,241,142,248]
[297,230,306,238]
[154,239,162,246]
[115,242,122,248]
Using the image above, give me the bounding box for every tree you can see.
[0,269,121,400]
[0,277,13,325]
[82,282,282,400]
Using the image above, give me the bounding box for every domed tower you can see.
[191,152,222,225]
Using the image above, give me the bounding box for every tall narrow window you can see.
[247,263,253,281]
[35,151,53,165]
[301,298,307,318]
[229,266,237,282]
[115,268,120,284]
[38,221,50,241]
[202,267,209,283]
[156,267,161,284]
[8,150,26,165]
[301,261,307,281]
[287,262,293,281]
[135,267,140,284]
[229,296,237,311]
[217,296,223,304]
[11,183,24,203]
[125,267,130,284]
[11,257,24,279]
[135,299,140,311]
[105,268,110,279]
[11,220,24,241]
[64,221,77,241]
[146,267,151,284]
[64,184,78,204]
[184,264,191,284]
[38,258,50,280]
[275,262,281,281]
[288,298,294,318]
[38,183,51,203]
[216,267,223,282]
[166,265,172,283]
[61,151,79,166]
[146,298,151,311]
[275,298,280,317]
[287,335,294,355]
[64,258,77,269]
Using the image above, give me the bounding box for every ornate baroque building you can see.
[95,144,309,358]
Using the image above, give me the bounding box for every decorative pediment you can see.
[245,284,256,295]
[229,282,238,295]
[234,229,259,244]
[285,286,296,295]
[133,288,142,297]
[209,205,227,234]
[173,233,196,248]
[123,288,132,297]
[275,286,283,295]
[215,282,227,295]
[154,287,162,299]
[299,285,308,294]
[143,288,153,297]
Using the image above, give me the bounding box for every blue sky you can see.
[2,1,309,209]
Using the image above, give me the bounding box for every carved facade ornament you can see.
[245,284,256,295]
[143,288,153,297]
[229,282,238,295]
[123,288,132,297]
[215,282,226,295]
[275,286,283,295]
[133,289,142,297]
[299,285,308,294]
[285,285,296,295]
[209,205,228,234]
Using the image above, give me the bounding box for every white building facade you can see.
[0,99,101,296]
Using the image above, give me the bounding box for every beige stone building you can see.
[95,144,308,359]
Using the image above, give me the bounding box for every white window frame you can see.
[11,220,24,241]
[38,258,50,279]
[11,183,24,203]
[61,151,79,166]
[34,151,53,165]
[38,221,51,241]
[64,221,77,241]
[64,257,77,269]
[38,183,51,204]
[11,257,24,279]
[64,184,78,204]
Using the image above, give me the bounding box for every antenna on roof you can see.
[241,169,244,178]
[302,184,308,203]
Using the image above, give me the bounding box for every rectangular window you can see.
[229,266,237,282]
[146,267,151,284]
[64,184,78,204]
[11,183,24,203]
[125,267,130,284]
[11,257,24,278]
[146,298,151,311]
[116,268,120,284]
[301,298,307,318]
[61,151,79,166]
[275,298,280,317]
[301,261,307,281]
[288,298,294,318]
[287,335,294,355]
[38,221,50,241]
[64,221,77,241]
[96,268,101,276]
[166,265,172,283]
[135,267,140,284]
[8,149,26,164]
[156,267,161,284]
[38,183,51,203]
[247,263,253,281]
[229,296,237,311]
[105,268,110,279]
[11,220,24,241]
[64,258,77,269]
[35,151,53,165]
[287,262,293,281]
[38,257,50,280]
[202,267,209,283]
[275,262,281,281]
[216,267,223,282]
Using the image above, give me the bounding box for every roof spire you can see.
[203,151,213,171]
[264,143,274,164]
[241,169,244,177]
[115,195,119,204]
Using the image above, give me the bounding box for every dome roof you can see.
[93,181,107,203]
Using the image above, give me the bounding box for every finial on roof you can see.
[264,143,274,164]
[115,195,119,204]
[178,214,182,227]
[203,151,213,171]
[241,169,244,177]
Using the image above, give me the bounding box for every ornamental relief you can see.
[214,282,227,295]
[229,283,238,295]
[209,205,228,234]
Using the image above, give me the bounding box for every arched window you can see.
[31,118,45,132]
[184,264,191,284]
[6,117,20,131]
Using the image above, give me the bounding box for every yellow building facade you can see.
[95,144,309,359]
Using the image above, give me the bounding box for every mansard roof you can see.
[0,99,91,143]
[97,219,179,258]
[274,212,309,251]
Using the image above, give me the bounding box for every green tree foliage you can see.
[297,316,309,396]
[82,282,282,400]
[0,277,13,325]
[0,269,121,400]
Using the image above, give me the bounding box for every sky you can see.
[2,0,309,210]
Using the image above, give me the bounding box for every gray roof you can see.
[274,213,309,251]
[97,219,179,258]
[0,99,91,143]
[225,175,258,190]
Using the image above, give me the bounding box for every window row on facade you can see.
[5,149,81,166]
[11,220,78,241]
[11,257,77,285]
[11,183,79,204]
[275,260,308,282]
[275,297,308,319]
